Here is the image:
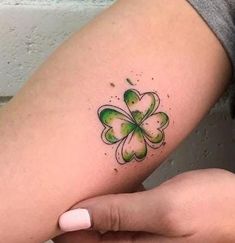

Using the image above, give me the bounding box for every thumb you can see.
[59,188,169,234]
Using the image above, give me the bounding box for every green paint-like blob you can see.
[124,90,139,107]
[122,127,147,162]
[131,110,144,124]
[99,109,123,125]
[135,127,144,141]
[105,129,118,144]
[149,131,163,143]
[121,122,136,136]
[100,108,137,144]
[123,150,133,162]
[158,112,169,127]
[124,90,145,124]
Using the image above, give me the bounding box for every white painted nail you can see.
[59,208,91,232]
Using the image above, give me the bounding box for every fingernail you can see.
[59,208,91,232]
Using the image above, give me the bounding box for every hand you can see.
[54,169,235,242]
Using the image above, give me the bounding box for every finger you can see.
[100,231,188,243]
[96,184,145,235]
[153,235,193,243]
[53,230,100,243]
[59,188,172,235]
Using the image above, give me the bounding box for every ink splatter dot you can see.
[126,78,134,86]
[167,94,170,98]
[152,77,154,80]
[104,153,107,156]
[110,82,115,87]
[114,168,118,173]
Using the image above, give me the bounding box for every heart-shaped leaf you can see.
[141,112,169,148]
[116,127,147,164]
[124,89,159,124]
[98,105,136,144]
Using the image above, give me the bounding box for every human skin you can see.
[55,169,235,243]
[0,0,232,242]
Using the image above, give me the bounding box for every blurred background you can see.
[0,1,235,242]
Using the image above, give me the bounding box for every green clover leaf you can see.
[98,89,169,164]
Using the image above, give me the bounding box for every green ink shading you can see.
[99,108,123,125]
[124,89,139,106]
[131,110,144,124]
[121,122,136,136]
[158,112,169,127]
[99,107,136,144]
[105,129,119,143]
[98,88,169,164]
[124,89,158,124]
[122,127,147,162]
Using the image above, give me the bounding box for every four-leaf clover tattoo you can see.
[98,89,169,164]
